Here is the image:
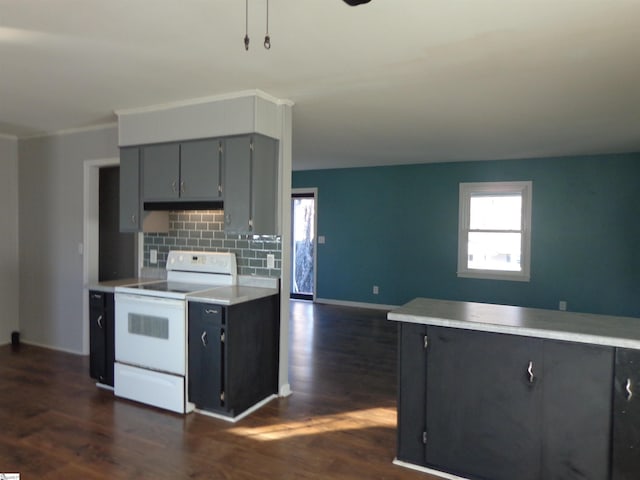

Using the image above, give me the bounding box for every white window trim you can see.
[457,181,532,282]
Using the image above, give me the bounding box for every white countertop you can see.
[187,285,279,305]
[388,297,640,350]
[88,278,150,292]
[90,275,279,305]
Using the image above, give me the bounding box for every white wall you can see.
[18,126,119,353]
[0,136,19,345]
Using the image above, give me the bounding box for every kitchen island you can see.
[388,298,640,480]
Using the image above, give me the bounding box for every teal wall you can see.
[293,153,640,317]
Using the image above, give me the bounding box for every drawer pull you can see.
[205,308,219,315]
[201,331,208,347]
[626,378,633,401]
[527,361,535,383]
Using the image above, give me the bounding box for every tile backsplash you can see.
[143,210,282,278]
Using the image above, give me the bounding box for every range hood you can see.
[144,200,224,212]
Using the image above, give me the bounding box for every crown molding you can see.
[20,122,117,140]
[114,89,294,117]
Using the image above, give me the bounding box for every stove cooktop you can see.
[125,281,219,294]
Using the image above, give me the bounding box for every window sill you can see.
[457,270,530,282]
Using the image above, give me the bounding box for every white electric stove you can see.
[114,251,237,413]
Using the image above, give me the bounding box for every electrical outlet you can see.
[318,236,326,244]
[150,249,158,264]
[559,300,567,311]
[267,253,275,269]
[373,285,379,295]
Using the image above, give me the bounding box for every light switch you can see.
[318,236,326,244]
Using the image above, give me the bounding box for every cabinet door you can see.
[142,143,180,201]
[425,327,542,480]
[89,291,107,382]
[541,340,613,480]
[104,292,115,386]
[250,135,278,234]
[119,147,140,232]
[188,303,224,411]
[180,139,222,201]
[612,348,640,480]
[397,322,428,466]
[223,135,252,233]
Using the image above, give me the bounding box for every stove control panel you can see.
[166,251,237,275]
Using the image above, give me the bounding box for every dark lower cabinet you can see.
[612,348,640,480]
[89,290,115,386]
[188,304,224,411]
[540,340,613,480]
[188,295,279,418]
[397,324,614,480]
[396,323,427,466]
[425,327,542,480]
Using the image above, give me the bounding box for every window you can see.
[458,181,532,281]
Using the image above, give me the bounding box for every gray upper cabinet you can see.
[142,143,181,201]
[119,147,141,232]
[224,134,278,234]
[180,139,222,201]
[142,139,222,203]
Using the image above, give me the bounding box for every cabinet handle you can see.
[131,214,136,224]
[423,335,428,350]
[91,293,102,300]
[180,181,185,194]
[626,378,633,401]
[201,331,208,347]
[527,361,534,383]
[205,308,219,315]
[172,181,178,193]
[97,315,103,329]
[225,213,231,225]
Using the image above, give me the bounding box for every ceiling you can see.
[1,0,639,170]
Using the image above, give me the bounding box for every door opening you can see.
[291,190,316,300]
[99,166,136,281]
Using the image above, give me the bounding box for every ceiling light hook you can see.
[244,0,250,50]
[264,0,271,49]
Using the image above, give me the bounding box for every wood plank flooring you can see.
[0,301,436,479]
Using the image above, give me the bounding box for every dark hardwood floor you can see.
[0,301,435,479]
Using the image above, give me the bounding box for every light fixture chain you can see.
[244,0,250,50]
[264,0,271,49]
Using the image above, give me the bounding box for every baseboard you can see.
[195,394,277,423]
[314,298,399,311]
[392,459,470,480]
[20,339,85,356]
[278,383,292,397]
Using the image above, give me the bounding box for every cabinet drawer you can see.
[190,302,224,325]
[89,290,106,309]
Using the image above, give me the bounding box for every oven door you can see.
[115,293,186,375]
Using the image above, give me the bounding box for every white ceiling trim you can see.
[19,122,118,141]
[114,89,294,118]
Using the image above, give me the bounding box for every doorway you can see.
[99,166,136,281]
[291,189,317,300]
[83,158,139,355]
